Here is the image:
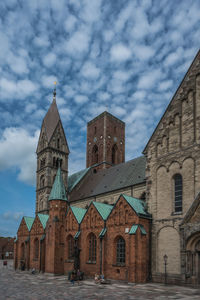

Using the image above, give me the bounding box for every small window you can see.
[174,174,182,212]
[116,237,125,264]
[88,233,96,262]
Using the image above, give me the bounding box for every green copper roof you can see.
[99,228,107,238]
[71,206,86,224]
[24,216,34,232]
[68,167,90,193]
[122,194,151,218]
[49,167,68,201]
[129,224,147,235]
[93,202,113,220]
[38,214,49,229]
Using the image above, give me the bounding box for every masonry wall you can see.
[144,51,200,283]
[71,184,146,209]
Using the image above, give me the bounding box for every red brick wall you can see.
[86,112,125,168]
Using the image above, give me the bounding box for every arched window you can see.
[21,243,25,260]
[116,237,125,265]
[57,138,60,149]
[53,157,56,167]
[34,238,39,259]
[140,192,146,202]
[92,145,98,165]
[88,233,96,262]
[174,174,182,212]
[67,235,74,259]
[112,144,118,164]
[40,175,45,188]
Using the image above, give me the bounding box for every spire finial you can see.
[53,81,57,101]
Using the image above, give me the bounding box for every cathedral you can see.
[14,50,200,285]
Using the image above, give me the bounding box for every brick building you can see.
[15,49,200,284]
[0,237,14,259]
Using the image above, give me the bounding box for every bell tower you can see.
[86,111,125,169]
[36,86,69,214]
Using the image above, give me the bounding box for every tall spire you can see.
[49,165,68,201]
[43,83,60,143]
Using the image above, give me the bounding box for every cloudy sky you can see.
[0,0,199,237]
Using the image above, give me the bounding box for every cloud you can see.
[110,43,132,62]
[43,52,57,67]
[137,69,163,89]
[74,94,89,104]
[42,75,58,88]
[81,62,100,79]
[0,78,39,100]
[66,27,90,56]
[0,127,39,185]
[2,211,24,221]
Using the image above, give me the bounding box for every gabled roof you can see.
[68,167,91,193]
[24,216,34,232]
[92,202,113,221]
[69,156,146,201]
[129,224,147,235]
[122,194,151,219]
[143,49,200,154]
[38,214,49,229]
[70,206,86,224]
[49,167,68,201]
[43,98,61,143]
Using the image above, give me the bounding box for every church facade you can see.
[14,50,200,284]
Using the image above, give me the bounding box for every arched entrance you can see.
[186,232,200,284]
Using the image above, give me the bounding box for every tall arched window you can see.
[174,174,182,212]
[92,145,98,165]
[34,238,39,259]
[40,175,45,188]
[116,236,125,264]
[21,243,25,260]
[88,233,96,262]
[112,144,118,164]
[67,235,74,259]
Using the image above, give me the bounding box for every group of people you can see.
[70,269,81,285]
[94,273,105,284]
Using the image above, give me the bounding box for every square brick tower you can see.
[86,111,125,169]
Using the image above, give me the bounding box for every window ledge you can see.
[86,261,96,264]
[64,259,74,263]
[33,258,38,261]
[171,211,182,216]
[112,263,126,267]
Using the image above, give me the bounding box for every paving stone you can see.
[0,261,200,300]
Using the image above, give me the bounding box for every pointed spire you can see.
[49,165,68,201]
[43,83,61,143]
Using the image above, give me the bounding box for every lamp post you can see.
[163,254,168,284]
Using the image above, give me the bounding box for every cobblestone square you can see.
[0,260,200,300]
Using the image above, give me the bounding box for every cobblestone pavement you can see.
[0,260,200,300]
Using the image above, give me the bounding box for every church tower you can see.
[86,111,125,169]
[36,87,69,214]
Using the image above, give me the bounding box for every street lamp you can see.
[163,254,168,284]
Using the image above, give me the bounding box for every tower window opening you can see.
[94,126,97,134]
[92,145,98,165]
[112,144,118,164]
